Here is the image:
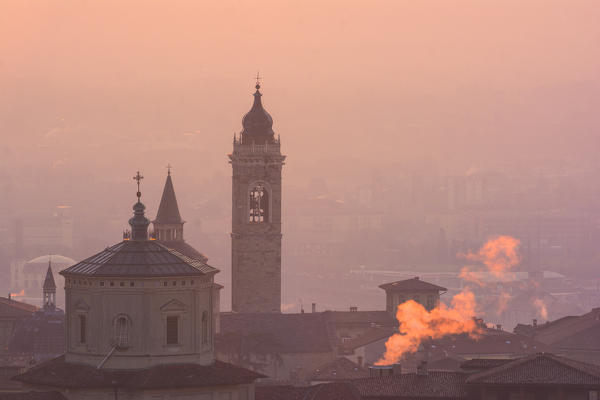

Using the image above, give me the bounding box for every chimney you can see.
[8,293,11,300]
[417,360,428,376]
[350,306,358,312]
[496,324,502,330]
[312,303,316,313]
[533,318,538,327]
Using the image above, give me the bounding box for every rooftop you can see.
[217,312,334,354]
[310,357,369,382]
[467,353,600,386]
[379,277,447,292]
[60,240,217,278]
[14,355,263,389]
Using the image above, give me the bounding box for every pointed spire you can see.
[43,259,56,290]
[155,168,183,225]
[43,258,56,311]
[129,171,150,240]
[153,168,185,242]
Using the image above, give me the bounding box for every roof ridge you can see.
[156,243,218,275]
[466,352,600,383]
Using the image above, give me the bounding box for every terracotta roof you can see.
[310,357,369,382]
[60,240,217,277]
[14,356,263,389]
[256,382,362,400]
[423,329,551,357]
[157,240,208,263]
[154,173,183,225]
[0,298,37,317]
[351,371,468,399]
[528,308,600,350]
[379,277,447,292]
[467,353,600,386]
[217,312,334,354]
[0,392,67,400]
[339,327,396,351]
[9,309,65,360]
[427,356,465,372]
[323,311,396,327]
[459,358,513,371]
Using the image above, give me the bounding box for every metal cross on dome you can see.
[133,171,144,200]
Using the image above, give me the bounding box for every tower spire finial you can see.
[166,163,172,176]
[255,71,261,90]
[133,171,144,201]
[129,171,150,240]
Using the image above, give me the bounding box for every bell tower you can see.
[229,79,285,313]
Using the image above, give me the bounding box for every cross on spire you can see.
[166,163,172,176]
[255,71,261,90]
[133,171,144,200]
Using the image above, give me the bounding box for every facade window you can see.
[79,315,87,344]
[202,311,208,344]
[100,281,105,287]
[166,316,179,345]
[426,295,435,311]
[116,316,129,347]
[249,184,269,223]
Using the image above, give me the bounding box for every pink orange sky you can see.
[0,0,599,210]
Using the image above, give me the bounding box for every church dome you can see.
[241,84,275,144]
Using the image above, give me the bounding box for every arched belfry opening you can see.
[249,183,269,223]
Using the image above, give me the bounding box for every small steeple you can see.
[43,258,56,311]
[129,171,150,241]
[154,166,185,242]
[241,74,275,144]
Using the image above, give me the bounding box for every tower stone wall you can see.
[230,83,285,313]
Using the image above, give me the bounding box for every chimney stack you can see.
[417,360,428,376]
[496,324,502,330]
[533,318,538,327]
[350,306,358,312]
[312,303,316,313]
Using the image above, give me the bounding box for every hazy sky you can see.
[1,0,599,212]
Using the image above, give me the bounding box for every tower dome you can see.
[240,83,275,144]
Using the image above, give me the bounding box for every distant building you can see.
[230,81,286,313]
[256,353,600,400]
[0,297,36,356]
[15,175,262,399]
[10,255,74,309]
[379,277,447,314]
[514,307,600,366]
[9,262,65,362]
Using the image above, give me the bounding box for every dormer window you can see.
[249,184,269,223]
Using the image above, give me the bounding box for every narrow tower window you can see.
[166,316,179,345]
[249,184,269,223]
[202,311,208,344]
[79,315,87,344]
[116,316,129,347]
